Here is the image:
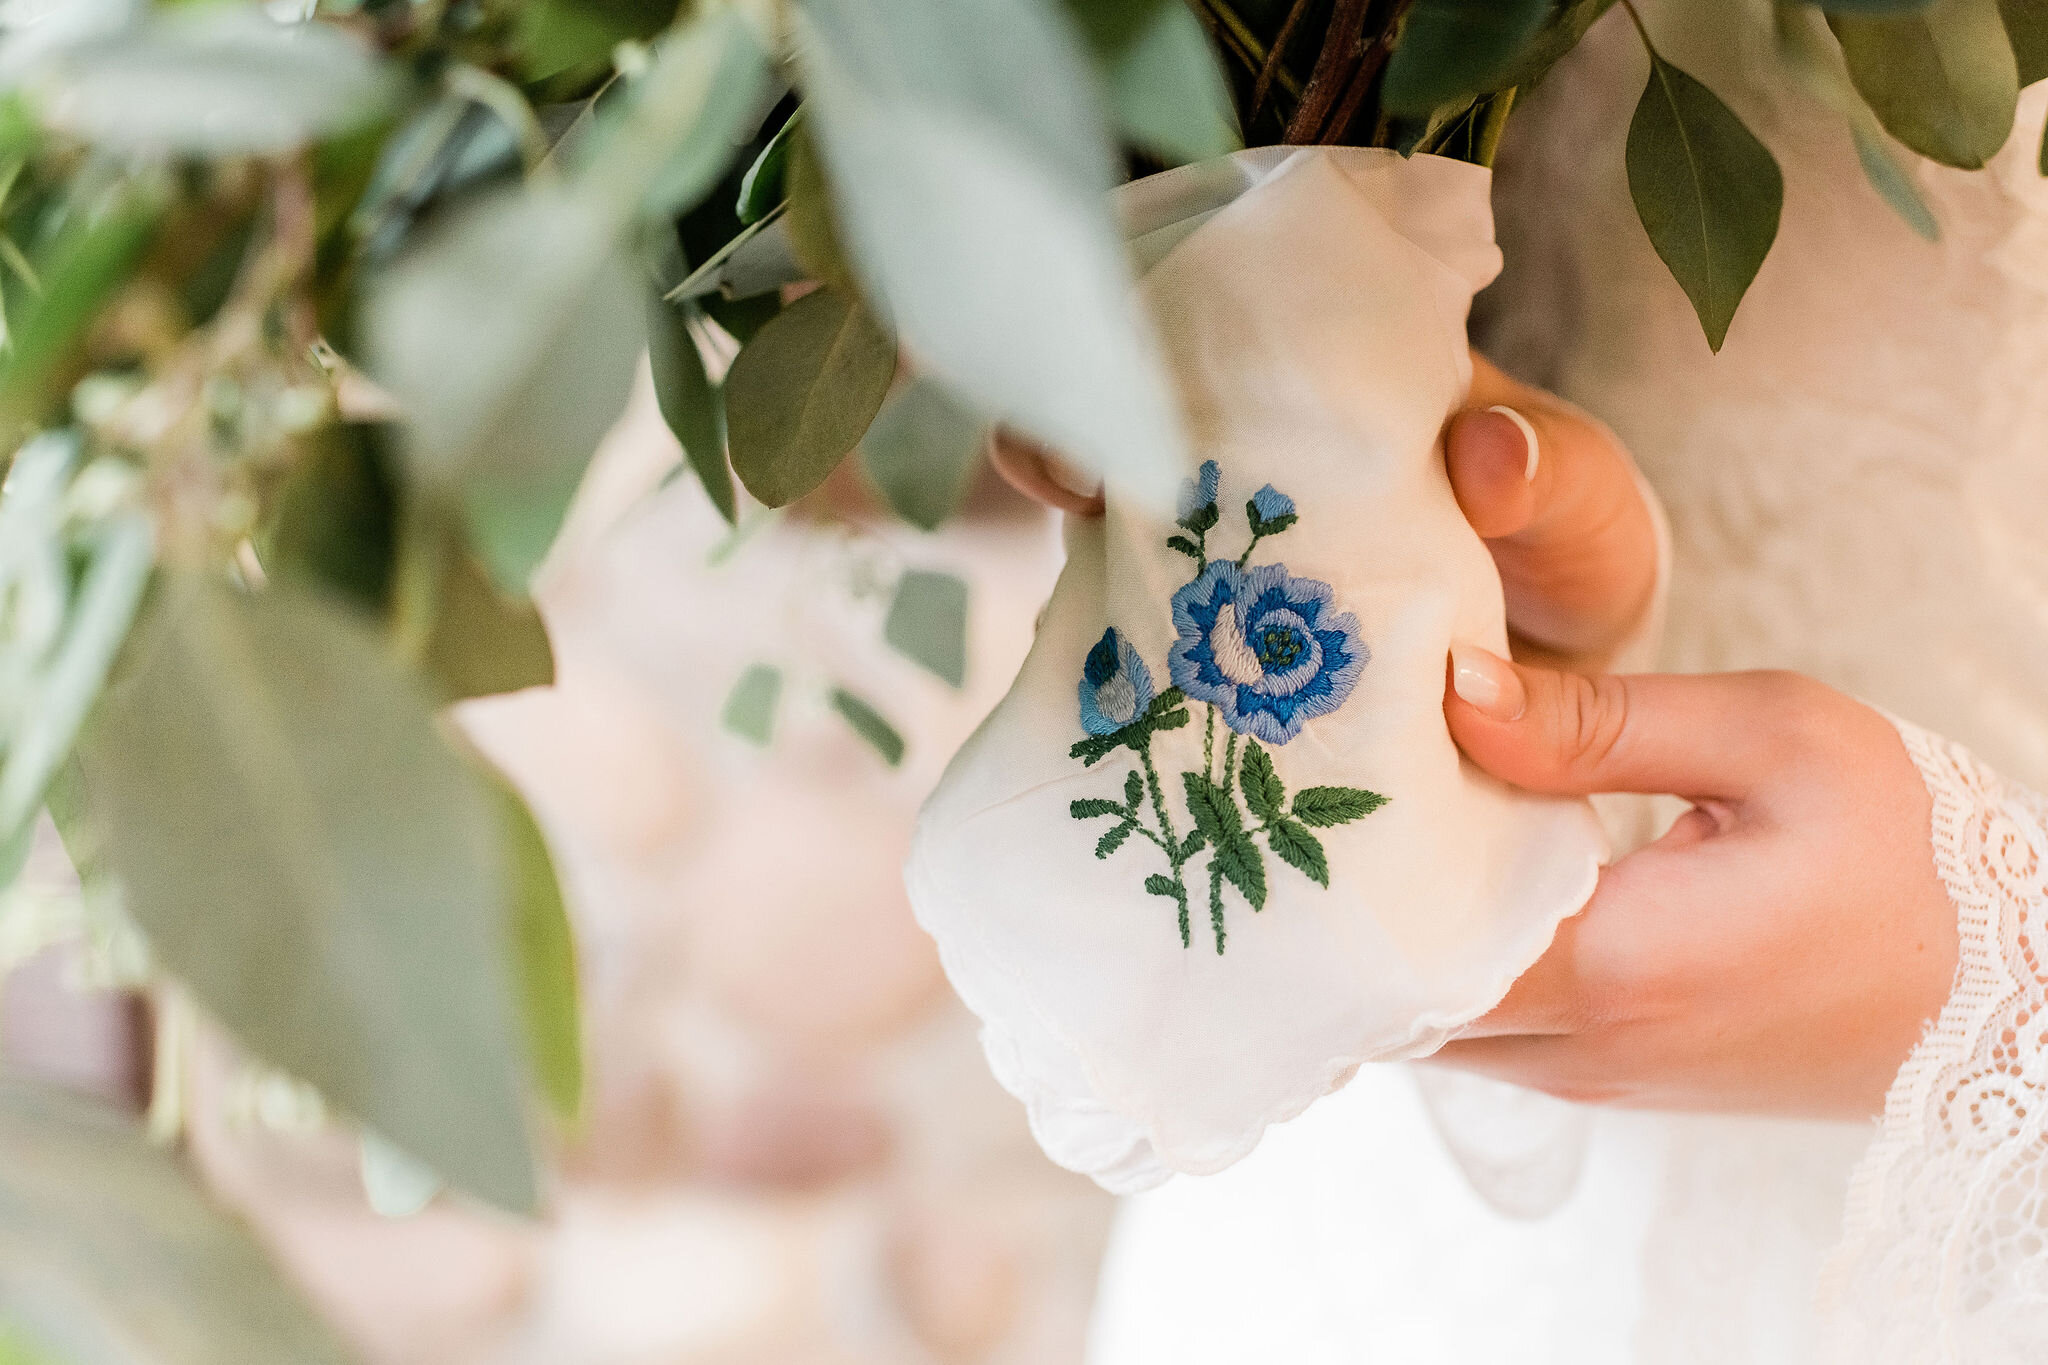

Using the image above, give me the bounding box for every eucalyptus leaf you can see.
[721,663,781,745]
[33,8,394,157]
[883,568,968,687]
[830,686,904,765]
[1625,51,1784,351]
[796,0,1186,510]
[702,291,782,344]
[520,0,679,79]
[365,187,642,592]
[79,580,539,1213]
[2000,0,2048,84]
[261,423,399,614]
[783,125,854,287]
[859,376,988,530]
[1852,125,1943,238]
[737,111,802,225]
[645,292,735,523]
[1063,0,1239,165]
[616,10,775,222]
[498,783,582,1126]
[1832,0,2019,168]
[1776,4,1940,239]
[723,286,896,507]
[0,1081,351,1365]
[1381,0,1551,116]
[420,537,556,702]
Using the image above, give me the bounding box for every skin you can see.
[991,350,1959,1121]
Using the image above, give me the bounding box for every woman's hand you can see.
[990,350,1661,674]
[1433,647,1958,1119]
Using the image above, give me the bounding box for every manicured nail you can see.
[1486,404,1540,482]
[1046,454,1103,500]
[1450,643,1526,720]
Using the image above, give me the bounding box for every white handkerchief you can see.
[906,147,1605,1192]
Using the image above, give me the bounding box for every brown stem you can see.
[1318,0,1414,144]
[1250,0,1315,117]
[1284,0,1370,143]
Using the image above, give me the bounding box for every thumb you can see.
[1443,644,1803,801]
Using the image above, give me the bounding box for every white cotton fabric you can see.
[906,147,1605,1192]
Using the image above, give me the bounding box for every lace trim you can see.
[1823,720,2048,1361]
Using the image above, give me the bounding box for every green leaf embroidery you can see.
[883,568,969,688]
[1292,785,1390,827]
[1181,770,1242,843]
[1624,40,1783,351]
[1265,819,1329,888]
[1166,534,1203,561]
[1238,741,1284,823]
[830,686,906,765]
[1096,821,1136,857]
[1070,798,1125,819]
[1213,834,1267,911]
[1832,0,2019,170]
[1143,873,1181,899]
[1179,827,1207,860]
[1124,769,1144,811]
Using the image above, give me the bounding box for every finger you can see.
[1451,353,1660,656]
[1443,646,1819,801]
[988,429,1104,517]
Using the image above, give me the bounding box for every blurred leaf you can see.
[1777,4,1940,239]
[0,1081,351,1365]
[36,8,394,157]
[365,188,641,592]
[796,0,1186,509]
[79,579,538,1213]
[2000,0,2048,83]
[358,1130,442,1219]
[829,686,903,765]
[420,536,555,701]
[1062,0,1238,164]
[618,11,775,222]
[1815,0,1937,9]
[1851,125,1943,236]
[0,190,161,438]
[723,285,895,507]
[884,568,968,687]
[261,423,399,614]
[721,663,781,745]
[1381,0,1550,116]
[783,125,854,286]
[737,111,801,224]
[497,785,581,1125]
[1832,0,2018,168]
[520,0,679,79]
[1625,50,1783,351]
[645,292,735,522]
[701,290,781,344]
[859,376,988,530]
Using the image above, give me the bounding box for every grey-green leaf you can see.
[1625,53,1784,351]
[1999,0,2048,85]
[830,686,904,765]
[421,537,557,702]
[1852,124,1942,239]
[1064,0,1240,165]
[724,286,896,507]
[722,664,782,745]
[1381,0,1551,116]
[78,580,538,1213]
[1832,0,2019,168]
[498,783,582,1126]
[0,1081,352,1365]
[859,376,989,531]
[646,292,736,523]
[883,568,968,688]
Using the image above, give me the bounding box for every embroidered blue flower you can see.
[1167,561,1366,745]
[1249,485,1294,523]
[1078,628,1155,736]
[1177,459,1221,528]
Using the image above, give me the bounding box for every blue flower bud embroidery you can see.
[1078,628,1155,736]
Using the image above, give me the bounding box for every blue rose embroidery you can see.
[1167,562,1366,746]
[1067,466,1387,955]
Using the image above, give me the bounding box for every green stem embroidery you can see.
[1202,706,1215,782]
[1208,859,1226,954]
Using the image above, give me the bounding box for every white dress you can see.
[1087,3,2048,1360]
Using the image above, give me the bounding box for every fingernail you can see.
[1450,643,1526,720]
[1046,454,1103,501]
[1487,405,1540,482]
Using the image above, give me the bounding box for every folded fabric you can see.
[906,147,1606,1192]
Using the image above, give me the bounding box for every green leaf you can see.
[1143,872,1180,899]
[0,1081,352,1364]
[783,125,855,288]
[1166,534,1202,560]
[883,568,968,688]
[859,376,989,531]
[1179,826,1206,859]
[1776,5,1940,240]
[619,11,776,222]
[721,663,782,745]
[420,535,556,702]
[796,0,1186,507]
[1381,0,1551,116]
[1095,821,1135,857]
[497,783,582,1125]
[519,0,679,77]
[1291,785,1390,827]
[2002,0,2048,84]
[1063,0,1239,165]
[830,686,904,765]
[1832,0,2019,169]
[1180,770,1242,843]
[78,580,538,1213]
[1851,124,1942,239]
[1213,834,1266,910]
[646,292,736,523]
[1124,768,1143,810]
[1238,741,1284,823]
[365,188,641,592]
[262,423,399,613]
[359,1130,444,1218]
[724,286,896,507]
[1625,50,1784,350]
[703,292,782,345]
[738,111,803,225]
[1070,798,1125,819]
[1264,818,1328,888]
[38,8,394,156]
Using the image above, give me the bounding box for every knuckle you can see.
[1551,672,1631,781]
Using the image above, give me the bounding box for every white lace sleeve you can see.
[1823,719,2048,1361]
